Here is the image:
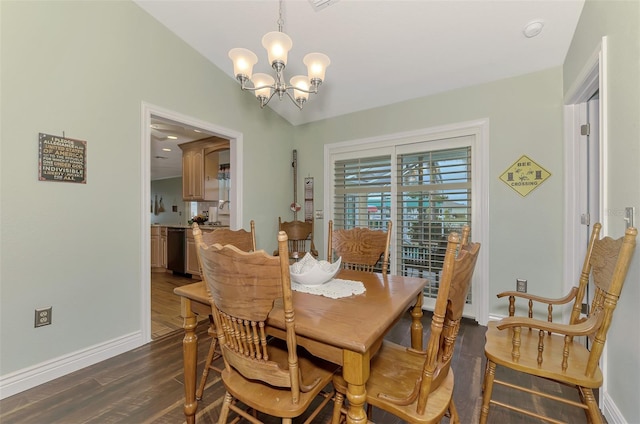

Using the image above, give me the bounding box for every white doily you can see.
[291,278,366,299]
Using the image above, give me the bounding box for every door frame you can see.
[563,37,608,307]
[140,102,244,342]
[563,36,609,412]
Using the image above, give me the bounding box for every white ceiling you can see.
[144,0,585,180]
[150,117,217,180]
[136,0,584,127]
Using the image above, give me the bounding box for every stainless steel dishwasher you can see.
[167,227,186,274]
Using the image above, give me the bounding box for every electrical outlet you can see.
[581,303,589,314]
[516,279,527,293]
[35,307,52,327]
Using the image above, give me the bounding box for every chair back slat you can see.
[328,220,392,273]
[417,227,480,414]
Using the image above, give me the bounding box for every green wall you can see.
[563,1,640,422]
[294,67,566,319]
[150,177,184,226]
[0,0,294,376]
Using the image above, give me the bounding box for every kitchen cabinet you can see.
[181,148,204,200]
[160,227,168,269]
[151,226,168,271]
[204,150,220,201]
[179,138,230,201]
[150,226,161,269]
[185,227,214,277]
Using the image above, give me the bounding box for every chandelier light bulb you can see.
[251,73,275,99]
[228,48,258,80]
[262,31,293,67]
[303,53,330,83]
[290,75,310,102]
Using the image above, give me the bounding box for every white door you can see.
[577,95,600,313]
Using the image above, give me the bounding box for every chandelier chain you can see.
[277,0,284,32]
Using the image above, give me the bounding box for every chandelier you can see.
[228,0,330,110]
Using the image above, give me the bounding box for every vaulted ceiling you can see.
[136,0,584,126]
[142,0,585,179]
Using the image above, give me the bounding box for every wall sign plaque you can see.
[38,133,87,184]
[499,154,551,197]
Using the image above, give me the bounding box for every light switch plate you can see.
[625,207,635,229]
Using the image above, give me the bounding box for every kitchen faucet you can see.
[210,200,229,225]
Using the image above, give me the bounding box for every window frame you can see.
[323,121,489,322]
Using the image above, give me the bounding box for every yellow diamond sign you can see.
[499,155,551,197]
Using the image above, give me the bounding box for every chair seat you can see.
[333,340,454,424]
[484,321,603,388]
[221,339,339,418]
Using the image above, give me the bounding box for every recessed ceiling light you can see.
[167,135,178,140]
[523,20,544,38]
[162,148,171,152]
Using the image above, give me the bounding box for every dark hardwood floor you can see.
[1,281,596,423]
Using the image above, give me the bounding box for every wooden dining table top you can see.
[174,268,427,424]
[174,268,426,355]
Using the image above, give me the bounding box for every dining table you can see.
[173,268,428,424]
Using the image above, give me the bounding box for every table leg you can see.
[342,350,370,424]
[180,297,199,424]
[410,293,424,350]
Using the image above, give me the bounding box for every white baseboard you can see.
[602,390,627,424]
[487,313,505,322]
[0,331,144,400]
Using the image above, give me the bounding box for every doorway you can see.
[563,38,606,313]
[141,102,244,342]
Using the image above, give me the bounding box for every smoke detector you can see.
[523,20,544,38]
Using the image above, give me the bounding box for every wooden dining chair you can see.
[191,221,256,401]
[194,229,339,424]
[331,229,480,424]
[480,224,637,424]
[327,220,392,273]
[274,217,318,260]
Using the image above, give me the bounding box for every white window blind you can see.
[333,155,392,271]
[397,146,472,300]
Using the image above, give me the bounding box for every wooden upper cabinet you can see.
[204,150,220,201]
[179,137,229,201]
[181,148,204,200]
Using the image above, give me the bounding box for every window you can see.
[332,154,392,272]
[329,129,483,316]
[397,147,471,301]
